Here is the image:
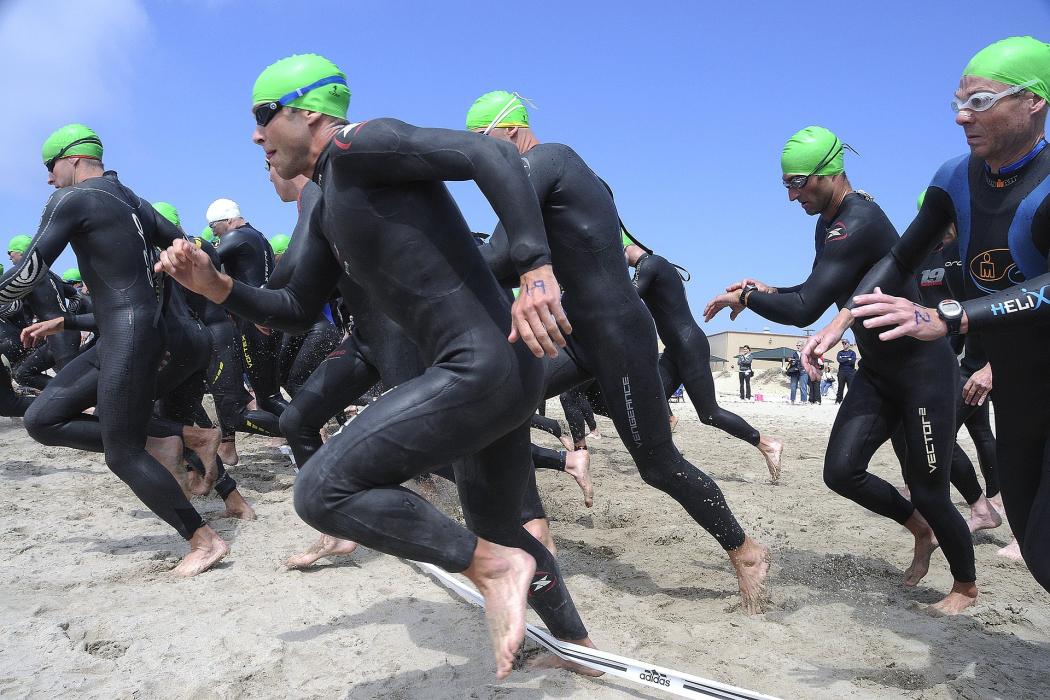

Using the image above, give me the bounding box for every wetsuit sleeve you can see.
[222,210,341,334]
[0,189,85,304]
[61,313,97,332]
[776,284,803,294]
[745,221,883,326]
[632,257,656,296]
[0,301,23,320]
[331,118,551,274]
[479,225,520,288]
[844,187,955,309]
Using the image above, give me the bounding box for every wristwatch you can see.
[936,299,964,335]
[739,283,758,307]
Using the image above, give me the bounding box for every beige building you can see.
[706,330,861,372]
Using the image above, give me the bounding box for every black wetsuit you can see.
[215,223,287,417]
[849,142,1050,589]
[744,191,974,584]
[0,172,204,539]
[11,271,82,390]
[0,303,33,416]
[633,252,761,446]
[890,241,994,505]
[559,385,597,445]
[219,121,585,639]
[192,237,282,439]
[276,319,340,398]
[483,142,746,552]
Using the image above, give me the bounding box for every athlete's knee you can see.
[630,441,685,490]
[822,456,860,497]
[292,468,330,527]
[278,403,306,441]
[23,401,62,445]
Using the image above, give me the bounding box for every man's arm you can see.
[0,190,83,304]
[332,119,551,275]
[744,226,877,327]
[331,118,569,357]
[157,218,341,335]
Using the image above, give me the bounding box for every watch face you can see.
[939,300,962,317]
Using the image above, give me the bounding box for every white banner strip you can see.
[411,561,781,700]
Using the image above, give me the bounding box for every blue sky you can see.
[1,0,1047,335]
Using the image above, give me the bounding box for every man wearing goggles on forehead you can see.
[706,125,979,615]
[811,35,1050,593]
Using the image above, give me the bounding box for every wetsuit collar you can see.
[986,137,1047,176]
[312,149,330,187]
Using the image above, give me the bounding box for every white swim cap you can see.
[206,198,241,224]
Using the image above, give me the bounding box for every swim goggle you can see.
[782,140,859,190]
[45,136,103,172]
[951,79,1037,114]
[253,75,348,127]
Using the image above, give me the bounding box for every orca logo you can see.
[825,222,849,242]
[529,571,557,596]
[640,669,671,687]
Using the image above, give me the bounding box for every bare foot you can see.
[996,538,1023,562]
[989,493,1004,514]
[758,435,783,483]
[215,490,256,520]
[928,581,978,616]
[668,415,679,433]
[146,436,189,496]
[171,525,229,577]
[728,537,770,614]
[903,511,938,587]
[218,437,239,466]
[284,534,359,569]
[897,484,911,501]
[463,539,535,680]
[967,495,1002,533]
[559,434,575,451]
[564,450,594,508]
[182,426,221,470]
[528,636,604,677]
[587,429,602,441]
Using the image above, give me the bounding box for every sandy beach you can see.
[1,375,1047,699]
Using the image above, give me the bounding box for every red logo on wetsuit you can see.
[529,571,557,596]
[825,222,849,242]
[334,121,369,150]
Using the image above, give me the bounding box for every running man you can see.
[624,239,783,481]
[0,124,227,576]
[470,90,770,613]
[810,36,1050,591]
[158,53,593,678]
[704,126,977,613]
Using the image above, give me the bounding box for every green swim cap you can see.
[62,268,81,283]
[152,201,181,227]
[964,36,1050,103]
[781,126,845,176]
[41,124,103,166]
[253,54,350,119]
[199,226,215,243]
[270,234,290,255]
[7,235,31,254]
[466,91,530,131]
[917,189,927,211]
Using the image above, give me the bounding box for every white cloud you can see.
[0,0,150,192]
